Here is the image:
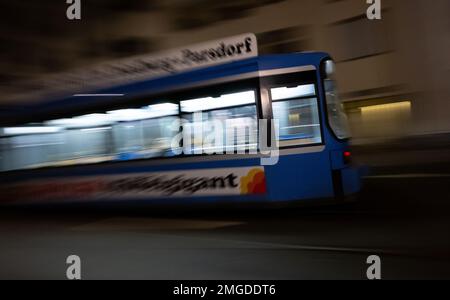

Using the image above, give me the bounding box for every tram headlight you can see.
[324,60,336,79]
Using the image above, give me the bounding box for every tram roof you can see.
[0,52,329,124]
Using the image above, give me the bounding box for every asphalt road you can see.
[0,166,449,280]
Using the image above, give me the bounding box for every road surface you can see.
[1,141,450,279]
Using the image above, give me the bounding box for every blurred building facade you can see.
[0,0,449,142]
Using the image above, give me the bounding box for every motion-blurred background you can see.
[1,0,449,145]
[1,1,450,280]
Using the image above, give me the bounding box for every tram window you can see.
[0,87,260,172]
[107,103,180,159]
[1,132,65,171]
[323,60,350,140]
[180,90,258,154]
[270,84,322,146]
[0,103,180,171]
[324,79,350,140]
[112,116,180,160]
